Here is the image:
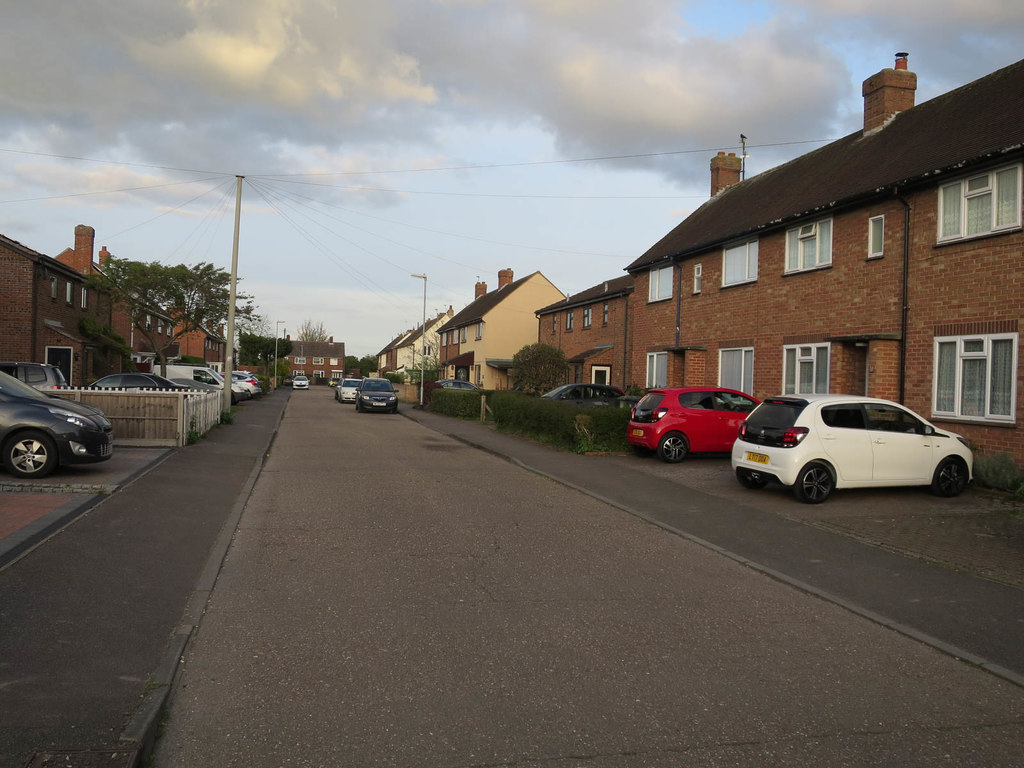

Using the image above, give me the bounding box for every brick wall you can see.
[539,295,631,388]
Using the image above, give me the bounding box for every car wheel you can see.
[793,461,834,503]
[736,467,767,489]
[656,432,689,463]
[931,456,968,497]
[4,431,59,479]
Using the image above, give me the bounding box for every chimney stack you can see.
[710,152,742,196]
[498,268,513,289]
[99,246,111,267]
[475,281,488,299]
[862,52,917,133]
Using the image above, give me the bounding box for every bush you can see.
[429,388,487,419]
[488,391,631,453]
[973,452,1024,496]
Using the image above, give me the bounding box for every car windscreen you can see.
[361,380,393,391]
[343,380,361,387]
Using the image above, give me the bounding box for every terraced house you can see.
[625,55,1024,466]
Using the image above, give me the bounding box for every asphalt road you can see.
[153,389,1024,767]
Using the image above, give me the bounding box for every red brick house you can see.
[0,227,120,385]
[535,275,634,388]
[624,55,1024,465]
[285,337,346,382]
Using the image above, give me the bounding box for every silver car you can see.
[335,378,362,403]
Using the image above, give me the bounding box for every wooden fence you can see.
[53,389,223,447]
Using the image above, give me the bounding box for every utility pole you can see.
[223,175,243,413]
[274,320,285,390]
[411,273,427,406]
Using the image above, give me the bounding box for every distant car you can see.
[355,378,398,413]
[90,373,192,391]
[731,394,973,503]
[292,375,310,390]
[628,387,760,463]
[0,362,68,391]
[541,383,626,407]
[334,378,362,403]
[436,379,480,391]
[232,371,262,395]
[0,370,113,478]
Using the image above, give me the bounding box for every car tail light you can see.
[653,407,668,421]
[781,427,809,447]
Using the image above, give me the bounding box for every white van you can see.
[163,364,247,403]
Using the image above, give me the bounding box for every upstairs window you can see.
[80,286,88,309]
[65,282,73,304]
[583,307,592,328]
[785,219,832,272]
[693,264,702,294]
[648,264,673,302]
[868,216,884,258]
[566,310,574,331]
[474,322,482,340]
[723,240,757,286]
[602,303,609,325]
[51,277,58,299]
[939,164,1021,242]
[294,356,306,364]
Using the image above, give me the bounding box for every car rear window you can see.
[745,399,806,431]
[636,393,665,411]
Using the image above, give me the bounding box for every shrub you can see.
[973,452,1024,496]
[430,389,487,419]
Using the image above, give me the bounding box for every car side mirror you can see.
[921,424,934,436]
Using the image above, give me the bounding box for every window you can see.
[693,264,702,294]
[294,356,306,364]
[783,344,829,395]
[313,357,324,365]
[51,277,58,299]
[65,282,73,304]
[602,303,609,325]
[646,352,667,388]
[80,286,88,309]
[723,240,757,286]
[566,310,574,331]
[551,315,557,333]
[933,334,1016,421]
[648,264,673,302]
[459,327,467,343]
[314,370,324,379]
[785,219,832,272]
[720,347,754,395]
[583,307,592,328]
[868,216,884,258]
[939,164,1021,242]
[474,322,482,340]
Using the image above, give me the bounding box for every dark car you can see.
[436,379,480,391]
[90,373,191,391]
[0,362,68,391]
[0,370,113,478]
[540,383,626,407]
[355,378,399,413]
[628,387,760,463]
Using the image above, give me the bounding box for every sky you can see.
[1,1,1021,357]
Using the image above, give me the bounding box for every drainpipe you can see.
[897,191,911,404]
[674,262,682,349]
[622,293,630,390]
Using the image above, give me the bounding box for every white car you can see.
[334,378,362,403]
[731,394,973,503]
[292,375,310,390]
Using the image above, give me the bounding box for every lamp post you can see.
[274,320,285,390]
[411,273,427,406]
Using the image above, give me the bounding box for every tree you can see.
[511,343,567,395]
[88,256,253,374]
[239,333,292,374]
[344,354,378,377]
[297,319,330,342]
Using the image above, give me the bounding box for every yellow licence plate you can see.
[746,452,770,464]
[631,428,645,437]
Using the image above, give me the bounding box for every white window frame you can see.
[583,306,592,328]
[719,347,754,395]
[566,310,574,331]
[80,286,88,309]
[602,303,609,325]
[646,352,667,388]
[785,218,833,273]
[459,327,467,343]
[722,240,758,286]
[693,263,702,294]
[933,333,1017,422]
[648,264,673,302]
[294,356,306,364]
[65,282,73,304]
[868,215,884,259]
[51,277,58,299]
[591,365,611,385]
[783,343,830,395]
[475,322,483,340]
[313,357,325,365]
[938,163,1021,243]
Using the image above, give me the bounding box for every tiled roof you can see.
[436,271,543,334]
[628,57,1024,271]
[536,275,633,315]
[288,340,346,358]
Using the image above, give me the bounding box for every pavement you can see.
[0,388,1022,767]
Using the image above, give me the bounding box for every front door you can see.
[46,346,73,385]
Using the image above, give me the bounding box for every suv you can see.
[629,387,760,462]
[731,394,973,503]
[0,362,67,391]
[355,378,399,413]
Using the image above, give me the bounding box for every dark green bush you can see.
[488,391,631,453]
[430,389,488,419]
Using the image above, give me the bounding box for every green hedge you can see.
[429,388,490,419]
[488,391,632,453]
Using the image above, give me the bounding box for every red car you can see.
[628,387,760,462]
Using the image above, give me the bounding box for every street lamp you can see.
[274,320,285,390]
[411,274,427,406]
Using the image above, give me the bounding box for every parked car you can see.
[436,379,480,391]
[355,378,399,413]
[0,370,113,478]
[731,394,973,503]
[292,375,310,390]
[90,373,191,391]
[541,383,626,407]
[232,371,262,395]
[628,387,760,462]
[0,362,67,391]
[334,378,362,403]
[165,365,246,403]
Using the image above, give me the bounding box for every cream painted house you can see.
[437,269,564,390]
[377,309,453,380]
